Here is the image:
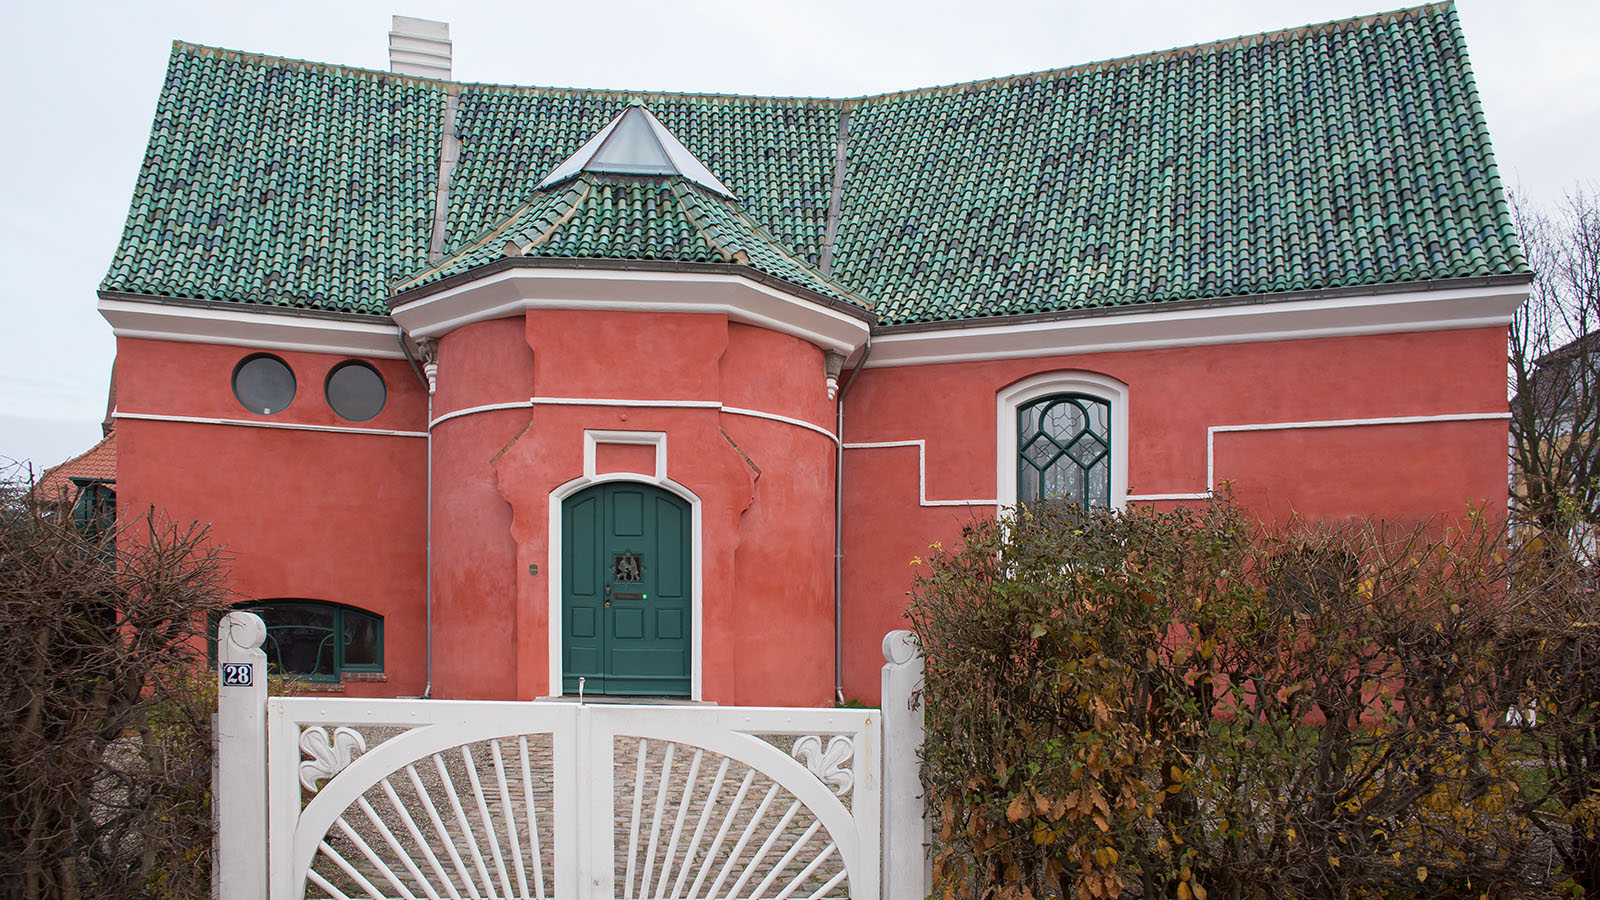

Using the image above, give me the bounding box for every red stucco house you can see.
[94,5,1527,706]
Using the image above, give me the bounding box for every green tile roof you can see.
[394,174,870,311]
[444,89,840,267]
[833,5,1527,323]
[101,2,1526,329]
[101,47,444,314]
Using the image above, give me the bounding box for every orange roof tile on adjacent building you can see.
[33,431,117,507]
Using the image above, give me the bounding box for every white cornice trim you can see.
[98,298,405,359]
[388,267,871,354]
[114,411,427,438]
[864,283,1529,367]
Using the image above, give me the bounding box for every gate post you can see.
[215,612,269,900]
[881,630,929,900]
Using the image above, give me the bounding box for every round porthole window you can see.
[232,354,296,415]
[325,361,386,422]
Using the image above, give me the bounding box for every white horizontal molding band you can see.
[389,267,871,354]
[842,440,997,507]
[531,397,721,409]
[98,298,406,359]
[849,412,1509,507]
[430,396,838,443]
[428,400,534,428]
[115,411,427,438]
[866,283,1529,367]
[1124,411,1512,501]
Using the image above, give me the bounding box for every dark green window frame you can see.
[69,478,116,544]
[1017,393,1113,509]
[229,600,383,682]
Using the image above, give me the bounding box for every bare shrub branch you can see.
[0,463,232,900]
[1509,186,1600,548]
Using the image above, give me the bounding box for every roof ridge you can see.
[168,40,449,89]
[521,179,596,250]
[845,3,1453,105]
[668,181,876,310]
[169,3,1452,105]
[390,179,589,291]
[167,40,844,102]
[667,181,743,265]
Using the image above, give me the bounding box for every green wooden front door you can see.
[562,483,691,696]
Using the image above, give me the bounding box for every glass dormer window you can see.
[588,109,675,174]
[536,104,737,199]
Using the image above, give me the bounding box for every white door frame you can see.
[546,429,704,700]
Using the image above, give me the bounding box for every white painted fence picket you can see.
[215,613,928,900]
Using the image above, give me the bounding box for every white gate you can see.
[215,615,927,900]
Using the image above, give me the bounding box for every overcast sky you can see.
[1,0,1595,472]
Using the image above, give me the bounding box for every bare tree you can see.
[0,464,232,900]
[1509,187,1600,549]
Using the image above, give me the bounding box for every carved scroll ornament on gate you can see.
[299,725,367,792]
[791,734,854,796]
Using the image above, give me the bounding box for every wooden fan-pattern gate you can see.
[214,615,928,900]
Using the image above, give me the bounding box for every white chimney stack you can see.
[389,16,451,80]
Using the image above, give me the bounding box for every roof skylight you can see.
[536,104,737,199]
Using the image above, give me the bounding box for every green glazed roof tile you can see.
[444,90,839,267]
[101,45,444,314]
[398,174,869,311]
[832,4,1527,323]
[101,3,1526,328]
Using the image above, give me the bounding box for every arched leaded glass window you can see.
[1017,394,1112,508]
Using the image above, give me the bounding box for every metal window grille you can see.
[1017,394,1112,508]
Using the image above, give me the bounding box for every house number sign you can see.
[613,553,643,584]
[221,663,253,687]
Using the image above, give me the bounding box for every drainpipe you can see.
[400,335,439,699]
[833,337,871,704]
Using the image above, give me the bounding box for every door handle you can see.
[604,583,611,608]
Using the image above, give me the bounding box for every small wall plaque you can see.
[222,663,253,687]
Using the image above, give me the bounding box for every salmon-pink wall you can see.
[114,337,428,697]
[839,326,1511,703]
[113,317,1510,709]
[427,318,535,699]
[427,311,838,705]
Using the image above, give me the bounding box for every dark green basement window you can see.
[1017,394,1112,509]
[238,600,383,682]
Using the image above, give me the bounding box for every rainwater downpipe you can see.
[398,333,436,699]
[833,337,871,705]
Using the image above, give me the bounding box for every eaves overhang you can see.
[387,257,876,354]
[865,275,1532,368]
[97,291,406,358]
